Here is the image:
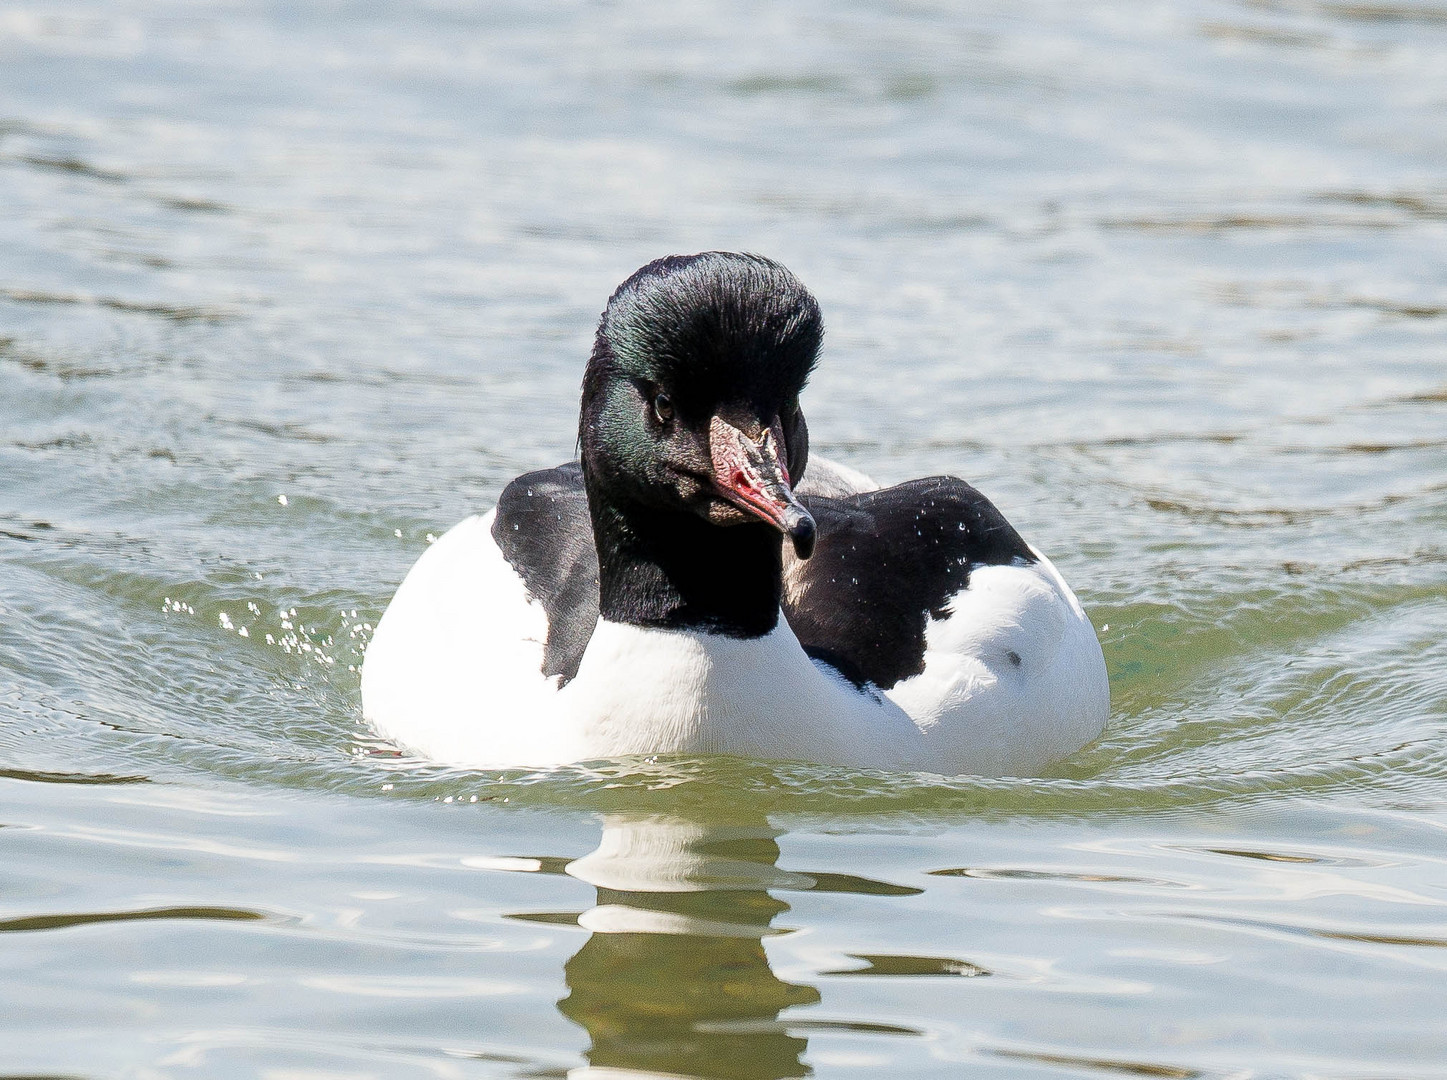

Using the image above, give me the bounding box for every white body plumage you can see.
[361,498,1108,776]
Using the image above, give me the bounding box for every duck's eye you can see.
[652,392,675,425]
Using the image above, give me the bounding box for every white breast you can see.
[552,618,924,769]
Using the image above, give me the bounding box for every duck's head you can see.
[580,252,819,560]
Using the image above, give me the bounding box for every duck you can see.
[360,252,1109,776]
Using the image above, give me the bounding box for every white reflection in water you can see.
[559,814,822,1079]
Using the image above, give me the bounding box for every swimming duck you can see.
[361,252,1108,775]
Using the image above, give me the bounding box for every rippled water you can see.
[3,1,1446,1076]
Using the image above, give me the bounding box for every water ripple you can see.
[0,905,267,935]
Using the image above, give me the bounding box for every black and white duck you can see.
[361,252,1108,775]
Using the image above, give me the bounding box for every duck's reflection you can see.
[559,814,819,1080]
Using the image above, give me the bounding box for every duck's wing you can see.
[488,461,600,685]
[785,476,1038,691]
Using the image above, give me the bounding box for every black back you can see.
[493,466,1035,690]
[786,477,1036,690]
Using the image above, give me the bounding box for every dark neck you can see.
[585,484,783,638]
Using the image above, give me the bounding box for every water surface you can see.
[2,1,1446,1076]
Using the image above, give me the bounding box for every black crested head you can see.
[585,251,821,426]
[578,252,823,636]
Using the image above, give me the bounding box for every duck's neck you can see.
[586,494,784,638]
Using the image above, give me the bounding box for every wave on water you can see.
[1,509,1443,819]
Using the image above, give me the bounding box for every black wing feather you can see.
[492,463,599,685]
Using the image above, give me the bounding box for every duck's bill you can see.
[708,415,816,559]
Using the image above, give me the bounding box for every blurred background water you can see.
[2,1,1446,1076]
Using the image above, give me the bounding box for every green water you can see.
[3,0,1446,1076]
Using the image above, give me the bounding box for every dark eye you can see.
[652,392,674,425]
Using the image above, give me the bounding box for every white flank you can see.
[361,510,553,764]
[885,551,1109,775]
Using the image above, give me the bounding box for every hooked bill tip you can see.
[785,507,816,559]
